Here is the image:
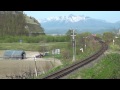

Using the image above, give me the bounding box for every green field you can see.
[82,53,120,79]
[0,42,67,51]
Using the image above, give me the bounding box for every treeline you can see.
[0,35,69,43]
[97,31,120,45]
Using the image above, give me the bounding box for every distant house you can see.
[52,49,60,55]
[4,50,26,60]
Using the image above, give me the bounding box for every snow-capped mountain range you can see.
[40,14,87,23]
[39,14,120,34]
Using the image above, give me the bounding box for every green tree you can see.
[103,32,115,44]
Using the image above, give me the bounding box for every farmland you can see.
[0,39,100,79]
[0,50,62,79]
[0,42,66,79]
[0,42,63,79]
[0,32,102,79]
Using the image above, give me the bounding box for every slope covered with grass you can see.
[68,53,120,79]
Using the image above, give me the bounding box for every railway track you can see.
[42,37,108,79]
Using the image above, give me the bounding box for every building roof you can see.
[4,50,25,58]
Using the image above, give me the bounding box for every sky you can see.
[24,11,120,23]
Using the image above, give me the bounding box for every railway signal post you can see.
[71,30,76,62]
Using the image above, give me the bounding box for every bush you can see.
[110,44,120,51]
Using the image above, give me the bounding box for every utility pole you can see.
[113,39,115,45]
[53,37,55,66]
[83,37,87,49]
[54,49,55,66]
[71,30,76,62]
[34,57,38,77]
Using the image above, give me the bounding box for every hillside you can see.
[0,11,44,36]
[24,14,44,33]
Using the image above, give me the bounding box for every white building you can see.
[52,49,60,55]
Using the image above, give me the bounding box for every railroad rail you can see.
[42,37,108,79]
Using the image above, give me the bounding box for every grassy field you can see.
[82,53,120,79]
[0,42,67,51]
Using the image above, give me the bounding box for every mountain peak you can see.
[68,14,75,17]
[40,14,88,23]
